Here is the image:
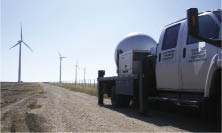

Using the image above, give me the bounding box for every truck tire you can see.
[111,86,131,108]
[211,70,221,128]
[215,71,221,130]
[216,95,221,130]
[201,70,221,128]
[121,95,131,107]
[111,86,121,108]
[200,99,213,121]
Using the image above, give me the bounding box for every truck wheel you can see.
[216,96,221,130]
[111,86,131,108]
[202,71,221,124]
[215,71,221,130]
[121,95,131,107]
[200,99,212,121]
[111,86,121,108]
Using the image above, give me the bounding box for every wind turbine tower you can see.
[75,61,78,83]
[84,68,86,84]
[9,25,33,82]
[58,52,66,83]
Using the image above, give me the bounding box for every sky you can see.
[1,0,221,82]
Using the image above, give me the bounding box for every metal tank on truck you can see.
[114,32,157,67]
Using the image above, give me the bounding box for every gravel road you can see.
[26,83,215,132]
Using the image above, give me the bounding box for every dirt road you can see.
[35,83,218,132]
[1,83,217,132]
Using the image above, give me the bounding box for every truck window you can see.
[213,11,221,22]
[187,15,219,44]
[162,24,180,50]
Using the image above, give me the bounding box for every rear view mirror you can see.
[187,8,199,36]
[186,8,221,47]
[98,70,105,78]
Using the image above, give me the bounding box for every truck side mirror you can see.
[98,70,105,78]
[187,8,221,47]
[187,8,199,37]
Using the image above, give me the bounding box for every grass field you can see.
[1,82,44,107]
[1,82,45,132]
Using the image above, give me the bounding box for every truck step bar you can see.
[148,96,202,106]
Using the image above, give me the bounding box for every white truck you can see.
[97,8,221,123]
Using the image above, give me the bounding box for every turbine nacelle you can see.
[58,51,66,60]
[10,26,33,52]
[60,57,66,59]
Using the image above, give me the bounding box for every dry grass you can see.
[0,82,44,107]
[50,83,109,99]
[0,98,7,104]
[1,82,45,132]
[31,84,44,95]
[50,83,97,96]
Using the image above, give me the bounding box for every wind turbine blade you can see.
[22,41,33,52]
[21,24,23,41]
[9,42,20,49]
[62,57,66,59]
[58,51,62,57]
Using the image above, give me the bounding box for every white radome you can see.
[114,32,157,65]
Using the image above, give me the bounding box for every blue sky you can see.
[1,0,221,82]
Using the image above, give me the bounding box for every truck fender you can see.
[204,54,221,97]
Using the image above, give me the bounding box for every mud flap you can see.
[98,82,104,105]
[98,70,105,105]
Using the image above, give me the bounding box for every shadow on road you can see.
[101,101,220,132]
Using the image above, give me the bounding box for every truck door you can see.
[156,23,184,90]
[179,14,220,91]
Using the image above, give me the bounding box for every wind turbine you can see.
[9,25,33,83]
[58,51,66,83]
[75,60,78,84]
[83,67,86,84]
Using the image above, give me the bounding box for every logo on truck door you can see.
[189,44,207,62]
[162,50,175,61]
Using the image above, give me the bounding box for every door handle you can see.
[159,53,161,62]
[183,48,186,58]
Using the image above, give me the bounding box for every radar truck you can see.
[97,8,221,122]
